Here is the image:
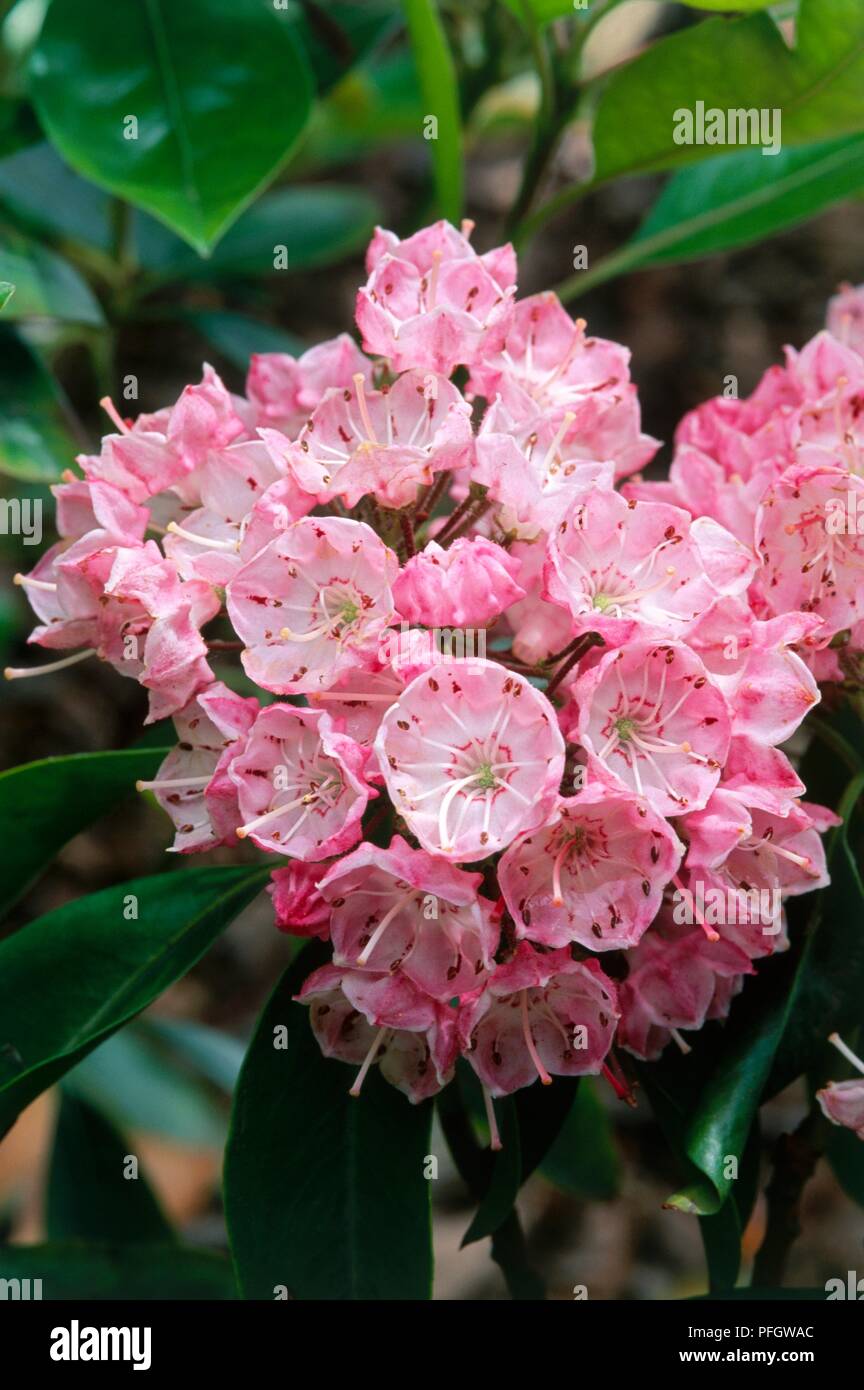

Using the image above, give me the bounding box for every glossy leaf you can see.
[0,281,14,310]
[402,0,463,221]
[560,135,864,297]
[0,228,102,323]
[64,1025,229,1147]
[0,1243,237,1299]
[183,311,304,370]
[461,1098,521,1246]
[224,946,434,1300]
[540,1079,620,1200]
[0,865,268,1134]
[144,186,381,282]
[0,747,169,918]
[591,0,864,187]
[47,1091,173,1244]
[29,0,314,254]
[767,786,864,1095]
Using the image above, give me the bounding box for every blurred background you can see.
[1,0,863,1298]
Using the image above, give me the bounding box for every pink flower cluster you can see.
[14,221,859,1138]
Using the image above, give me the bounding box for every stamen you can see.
[13,573,57,592]
[521,990,552,1085]
[5,648,95,680]
[166,521,238,551]
[672,872,720,942]
[482,1083,502,1151]
[357,887,417,966]
[670,1028,692,1055]
[349,1026,389,1097]
[352,373,379,445]
[137,775,212,792]
[541,411,576,475]
[828,1032,864,1077]
[100,396,131,434]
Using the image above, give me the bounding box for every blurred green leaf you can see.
[403,0,463,220]
[0,865,268,1133]
[826,1121,864,1210]
[559,135,864,297]
[0,747,169,917]
[767,778,864,1095]
[307,51,423,167]
[0,227,102,322]
[64,1025,229,1147]
[288,0,401,93]
[29,0,314,254]
[184,310,304,370]
[0,1242,237,1299]
[0,279,12,308]
[540,1079,620,1200]
[143,1018,245,1092]
[591,0,864,187]
[461,1098,521,1246]
[47,1091,173,1243]
[225,945,434,1299]
[144,185,380,282]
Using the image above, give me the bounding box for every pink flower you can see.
[297,963,458,1103]
[228,702,374,860]
[617,912,752,1061]
[458,943,619,1097]
[503,539,575,665]
[473,393,615,537]
[755,460,864,637]
[226,516,398,694]
[574,640,732,815]
[544,491,754,649]
[826,282,864,357]
[270,369,472,510]
[246,334,371,435]
[684,600,821,744]
[374,658,565,860]
[469,292,659,478]
[356,220,517,375]
[498,785,682,951]
[137,681,259,851]
[393,536,525,627]
[268,862,331,939]
[320,835,499,999]
[817,1032,864,1140]
[53,478,149,545]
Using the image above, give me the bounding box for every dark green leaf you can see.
[29,0,314,254]
[0,747,169,917]
[561,136,864,297]
[0,326,80,480]
[0,227,102,323]
[0,1242,237,1299]
[288,0,400,94]
[402,0,463,221]
[143,1017,245,1092]
[225,946,434,1299]
[541,1079,620,1200]
[698,1202,742,1294]
[47,1091,173,1243]
[592,0,864,187]
[0,865,268,1133]
[768,792,864,1094]
[144,186,380,282]
[183,310,304,370]
[826,1122,864,1210]
[461,1098,521,1246]
[0,281,13,309]
[64,1025,229,1147]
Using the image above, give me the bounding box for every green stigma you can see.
[473,763,496,790]
[339,599,360,624]
[593,592,614,612]
[615,716,636,742]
